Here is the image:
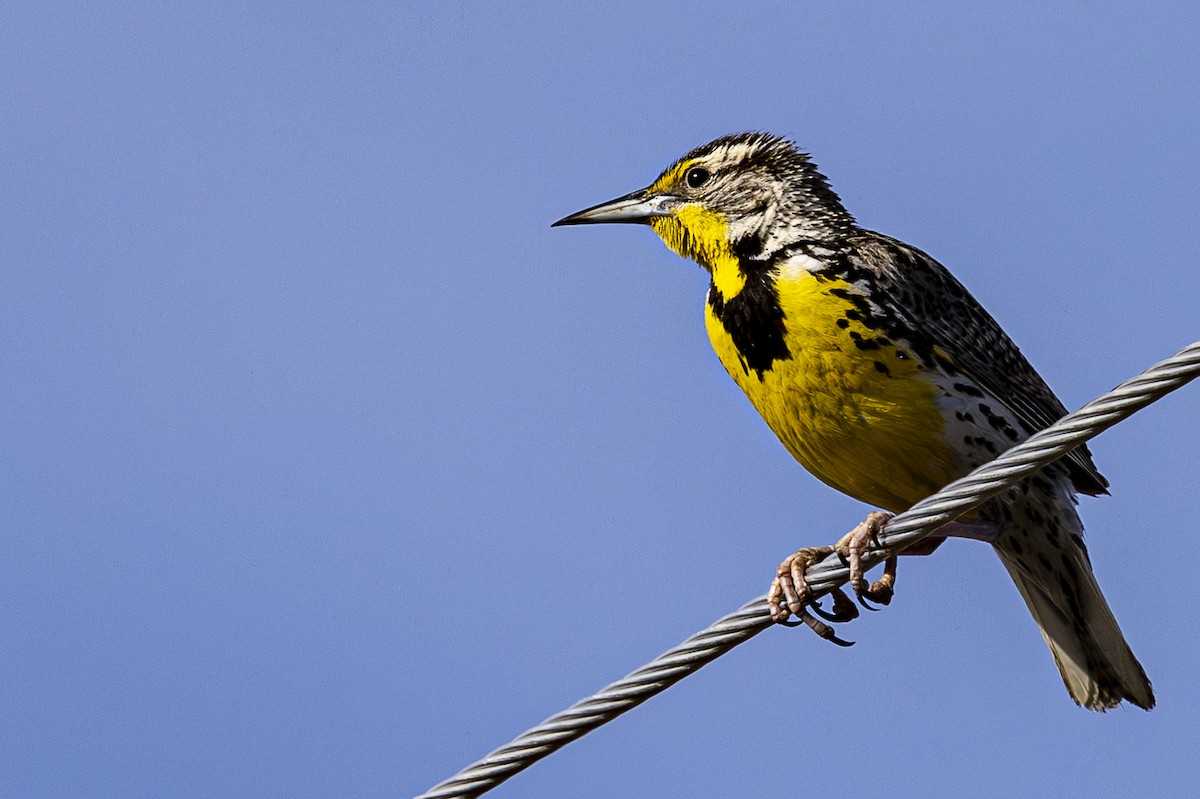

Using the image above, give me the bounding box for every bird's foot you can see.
[768,511,908,644]
[835,511,897,609]
[768,546,860,647]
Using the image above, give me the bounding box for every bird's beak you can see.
[552,189,678,227]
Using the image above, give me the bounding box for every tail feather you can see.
[996,547,1153,710]
[992,485,1153,711]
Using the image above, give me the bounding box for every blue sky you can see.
[3,3,1198,797]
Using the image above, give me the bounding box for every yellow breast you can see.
[705,265,957,512]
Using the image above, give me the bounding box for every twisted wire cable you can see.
[416,340,1200,799]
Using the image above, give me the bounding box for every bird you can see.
[553,131,1153,711]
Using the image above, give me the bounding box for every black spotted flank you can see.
[849,331,882,351]
[977,402,1022,441]
[814,251,942,367]
[953,382,985,398]
[708,270,791,379]
[963,435,998,455]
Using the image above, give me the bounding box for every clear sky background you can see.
[3,3,1199,797]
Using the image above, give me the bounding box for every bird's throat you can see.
[651,207,747,299]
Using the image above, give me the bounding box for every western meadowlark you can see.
[553,132,1152,711]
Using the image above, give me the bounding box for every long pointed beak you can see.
[552,189,678,227]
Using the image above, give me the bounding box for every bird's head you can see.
[553,132,854,272]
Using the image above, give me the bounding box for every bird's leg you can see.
[901,520,1002,554]
[835,511,896,609]
[937,520,1002,543]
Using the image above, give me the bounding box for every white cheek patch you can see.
[726,215,764,251]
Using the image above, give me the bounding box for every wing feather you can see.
[852,232,1108,495]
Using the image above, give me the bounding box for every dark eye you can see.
[685,167,710,189]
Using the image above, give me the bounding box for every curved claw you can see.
[856,592,882,612]
[809,589,860,623]
[808,599,842,622]
[775,604,856,646]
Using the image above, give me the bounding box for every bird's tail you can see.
[992,484,1153,711]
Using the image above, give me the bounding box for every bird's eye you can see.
[685,167,710,189]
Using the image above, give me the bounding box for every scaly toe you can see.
[797,607,855,647]
[768,546,834,623]
[862,554,899,606]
